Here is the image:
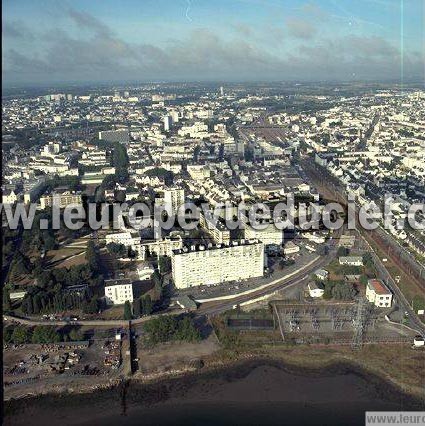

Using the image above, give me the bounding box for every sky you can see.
[2,0,424,85]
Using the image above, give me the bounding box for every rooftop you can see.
[367,279,391,295]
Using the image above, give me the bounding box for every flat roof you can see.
[105,278,132,287]
[172,239,262,255]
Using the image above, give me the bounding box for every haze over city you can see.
[3,0,425,85]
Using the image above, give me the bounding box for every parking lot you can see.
[178,244,318,300]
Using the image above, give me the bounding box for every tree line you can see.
[143,315,201,344]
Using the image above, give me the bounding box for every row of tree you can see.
[143,315,201,344]
[4,325,85,345]
[4,326,61,344]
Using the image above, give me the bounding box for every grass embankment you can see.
[209,316,425,400]
[365,232,424,304]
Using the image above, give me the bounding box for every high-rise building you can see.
[170,110,179,123]
[163,187,185,216]
[163,115,172,131]
[171,240,264,289]
[199,211,231,244]
[220,86,224,96]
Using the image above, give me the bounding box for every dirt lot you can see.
[135,335,220,376]
[97,306,126,320]
[46,247,86,268]
[3,338,125,400]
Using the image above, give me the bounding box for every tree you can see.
[3,289,11,312]
[21,297,34,315]
[323,281,335,300]
[9,251,31,280]
[158,256,171,274]
[143,315,200,344]
[85,241,99,271]
[124,300,133,320]
[317,245,329,256]
[11,326,32,344]
[107,242,127,258]
[141,295,153,315]
[3,327,13,344]
[68,328,84,341]
[83,296,99,314]
[337,247,349,257]
[412,295,425,313]
[32,326,61,343]
[360,275,369,286]
[143,315,178,343]
[152,271,163,300]
[133,298,141,318]
[332,281,357,300]
[175,316,201,342]
[363,252,374,268]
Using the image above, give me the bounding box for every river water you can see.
[5,361,423,426]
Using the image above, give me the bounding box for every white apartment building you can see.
[105,231,145,260]
[366,279,393,308]
[163,187,185,216]
[78,149,109,167]
[177,122,208,138]
[163,115,172,131]
[142,235,183,256]
[171,240,264,289]
[104,279,133,305]
[187,164,211,180]
[39,190,82,209]
[244,223,283,246]
[199,212,231,244]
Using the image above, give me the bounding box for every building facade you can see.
[163,187,185,216]
[142,235,183,256]
[366,279,393,307]
[244,223,283,246]
[104,279,133,305]
[199,211,231,244]
[105,231,145,260]
[39,190,82,209]
[171,240,264,289]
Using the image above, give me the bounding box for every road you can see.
[197,230,342,316]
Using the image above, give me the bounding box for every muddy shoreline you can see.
[4,356,424,425]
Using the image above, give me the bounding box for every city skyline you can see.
[3,0,425,86]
